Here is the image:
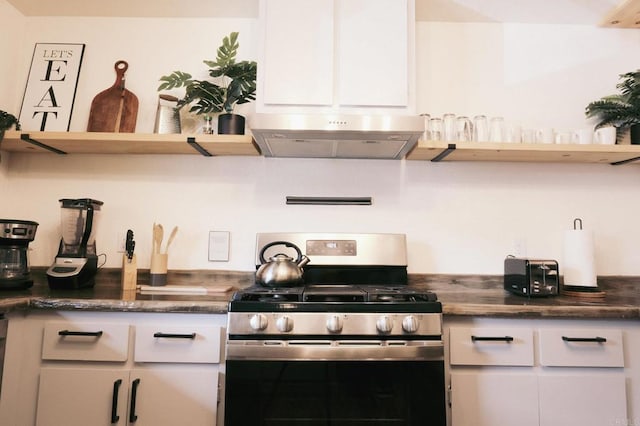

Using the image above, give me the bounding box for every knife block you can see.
[121,254,138,291]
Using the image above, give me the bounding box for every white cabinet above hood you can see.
[249,113,423,159]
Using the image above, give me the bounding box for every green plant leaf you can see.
[157,71,193,91]
[157,31,256,115]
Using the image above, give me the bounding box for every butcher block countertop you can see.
[0,269,639,319]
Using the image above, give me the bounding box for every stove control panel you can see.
[229,312,442,337]
[306,240,357,256]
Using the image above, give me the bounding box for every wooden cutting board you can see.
[87,60,138,133]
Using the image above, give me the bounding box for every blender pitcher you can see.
[47,198,103,289]
[59,198,102,257]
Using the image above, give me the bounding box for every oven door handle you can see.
[226,340,444,361]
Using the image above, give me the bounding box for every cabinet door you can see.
[450,371,539,426]
[337,0,409,107]
[36,367,129,426]
[129,366,219,426]
[538,374,627,426]
[262,0,334,106]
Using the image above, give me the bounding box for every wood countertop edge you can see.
[0,297,634,320]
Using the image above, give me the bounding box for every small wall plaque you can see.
[19,43,85,131]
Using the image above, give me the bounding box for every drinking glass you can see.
[428,118,443,141]
[473,115,489,142]
[443,113,456,142]
[456,116,473,142]
[420,113,430,141]
[489,117,505,142]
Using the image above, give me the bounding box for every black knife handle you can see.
[471,335,514,342]
[562,336,607,343]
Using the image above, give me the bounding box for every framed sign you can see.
[19,43,85,131]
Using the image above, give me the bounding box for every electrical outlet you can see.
[209,231,230,262]
[116,232,126,253]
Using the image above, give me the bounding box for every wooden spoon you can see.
[164,226,178,254]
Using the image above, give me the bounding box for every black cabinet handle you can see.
[58,330,103,337]
[111,379,122,424]
[153,332,196,339]
[129,378,140,423]
[471,335,514,342]
[562,336,607,343]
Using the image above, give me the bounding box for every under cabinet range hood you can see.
[249,114,423,159]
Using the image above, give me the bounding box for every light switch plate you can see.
[208,231,230,262]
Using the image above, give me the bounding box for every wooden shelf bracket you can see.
[186,137,213,157]
[20,133,67,154]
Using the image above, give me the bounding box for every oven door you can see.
[224,340,446,426]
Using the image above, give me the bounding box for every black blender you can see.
[46,198,103,289]
[0,219,39,290]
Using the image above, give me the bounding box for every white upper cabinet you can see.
[261,0,335,106]
[258,0,414,113]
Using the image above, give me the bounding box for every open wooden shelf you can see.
[601,0,640,28]
[406,141,640,165]
[0,131,261,157]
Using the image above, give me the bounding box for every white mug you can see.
[594,126,616,145]
[571,128,593,145]
[536,128,555,144]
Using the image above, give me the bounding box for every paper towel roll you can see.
[563,229,597,288]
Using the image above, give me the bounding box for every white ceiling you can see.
[5,0,623,24]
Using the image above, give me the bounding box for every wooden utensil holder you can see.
[150,252,168,286]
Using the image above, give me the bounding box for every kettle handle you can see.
[259,241,303,264]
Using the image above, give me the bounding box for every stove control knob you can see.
[376,316,394,333]
[402,315,420,333]
[249,314,268,331]
[326,315,343,333]
[276,316,294,333]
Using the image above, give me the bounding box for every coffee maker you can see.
[0,219,38,290]
[47,198,103,289]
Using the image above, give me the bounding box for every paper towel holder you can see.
[573,218,583,230]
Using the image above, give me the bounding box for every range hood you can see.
[249,114,424,159]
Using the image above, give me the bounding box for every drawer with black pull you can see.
[449,326,534,366]
[134,324,222,364]
[538,328,624,367]
[42,322,130,361]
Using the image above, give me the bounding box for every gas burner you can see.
[364,287,438,303]
[232,286,303,302]
[303,285,367,302]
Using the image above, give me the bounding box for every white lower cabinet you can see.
[537,374,627,426]
[36,366,219,426]
[447,319,631,426]
[0,311,226,426]
[451,371,539,426]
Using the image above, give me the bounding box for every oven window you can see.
[225,360,445,426]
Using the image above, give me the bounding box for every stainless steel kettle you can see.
[256,241,310,287]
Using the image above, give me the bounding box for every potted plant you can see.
[158,32,257,135]
[0,110,20,141]
[585,70,640,144]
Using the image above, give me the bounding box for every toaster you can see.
[504,257,559,297]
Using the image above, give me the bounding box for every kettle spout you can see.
[298,255,310,268]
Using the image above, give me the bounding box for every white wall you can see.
[1,3,640,276]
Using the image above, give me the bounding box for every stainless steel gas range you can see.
[224,233,446,426]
